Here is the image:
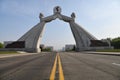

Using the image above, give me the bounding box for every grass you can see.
[0,51,18,54]
[96,49,120,52]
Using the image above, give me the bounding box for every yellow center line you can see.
[49,53,64,80]
[58,53,64,80]
[49,53,58,80]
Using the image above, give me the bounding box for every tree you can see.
[42,48,52,52]
[0,42,3,48]
[72,45,76,51]
[111,37,120,49]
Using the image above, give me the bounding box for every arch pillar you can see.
[18,21,45,52]
[69,21,96,51]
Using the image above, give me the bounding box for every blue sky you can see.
[0,0,120,50]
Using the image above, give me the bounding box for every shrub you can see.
[111,37,120,49]
[0,42,3,48]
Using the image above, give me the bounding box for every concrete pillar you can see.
[69,21,97,51]
[18,21,45,53]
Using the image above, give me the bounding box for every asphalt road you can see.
[0,52,56,80]
[60,52,120,80]
[0,52,120,80]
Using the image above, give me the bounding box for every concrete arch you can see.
[17,6,97,52]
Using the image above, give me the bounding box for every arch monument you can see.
[4,6,111,52]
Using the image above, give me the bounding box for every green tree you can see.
[42,48,52,52]
[0,42,3,48]
[72,45,76,51]
[111,37,120,49]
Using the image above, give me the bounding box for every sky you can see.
[0,0,120,50]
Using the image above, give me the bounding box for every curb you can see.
[83,52,120,56]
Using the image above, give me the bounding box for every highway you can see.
[0,52,120,80]
[60,52,120,80]
[0,52,56,80]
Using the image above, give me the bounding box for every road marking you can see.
[58,53,64,80]
[49,53,64,80]
[112,63,120,67]
[50,54,58,80]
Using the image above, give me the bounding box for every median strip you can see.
[58,53,64,80]
[49,53,64,80]
[50,53,58,80]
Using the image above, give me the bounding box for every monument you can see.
[4,6,111,52]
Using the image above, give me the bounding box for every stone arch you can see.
[17,6,97,52]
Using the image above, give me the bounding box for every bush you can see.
[111,37,120,49]
[0,42,3,48]
[41,48,52,52]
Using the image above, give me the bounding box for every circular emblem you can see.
[54,6,61,14]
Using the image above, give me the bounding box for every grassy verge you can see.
[96,49,120,52]
[0,51,18,54]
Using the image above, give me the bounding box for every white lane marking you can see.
[112,63,120,67]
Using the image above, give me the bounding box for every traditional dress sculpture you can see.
[5,6,110,52]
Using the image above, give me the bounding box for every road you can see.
[60,52,120,80]
[0,52,120,80]
[0,52,56,80]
